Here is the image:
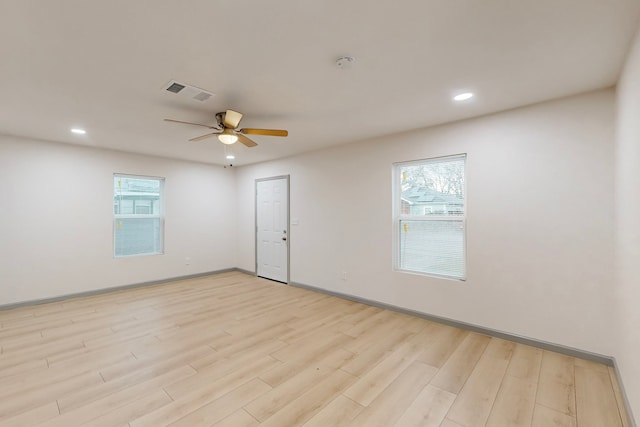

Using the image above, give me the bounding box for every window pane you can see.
[114,176,161,215]
[400,158,464,216]
[399,220,465,278]
[115,217,162,257]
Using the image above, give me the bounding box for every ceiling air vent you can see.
[162,80,214,102]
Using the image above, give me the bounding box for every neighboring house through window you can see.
[393,154,466,280]
[113,174,164,257]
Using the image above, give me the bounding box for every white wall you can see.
[0,135,237,305]
[237,89,616,355]
[615,27,640,420]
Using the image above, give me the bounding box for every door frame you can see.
[255,175,290,283]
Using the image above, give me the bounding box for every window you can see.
[113,174,164,257]
[394,154,466,280]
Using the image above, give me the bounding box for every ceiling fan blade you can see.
[240,128,288,137]
[164,119,218,129]
[223,110,243,129]
[189,132,221,142]
[237,134,258,147]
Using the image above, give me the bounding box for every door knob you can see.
[282,237,287,241]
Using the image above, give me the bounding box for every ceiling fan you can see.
[164,109,288,147]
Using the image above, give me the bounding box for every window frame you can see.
[113,173,165,258]
[392,154,467,281]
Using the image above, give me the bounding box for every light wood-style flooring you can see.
[0,271,632,427]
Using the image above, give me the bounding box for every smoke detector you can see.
[336,56,355,69]
[162,80,215,102]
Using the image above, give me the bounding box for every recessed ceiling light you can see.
[223,145,235,160]
[71,128,86,134]
[453,93,474,101]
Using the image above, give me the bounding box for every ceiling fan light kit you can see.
[218,128,238,144]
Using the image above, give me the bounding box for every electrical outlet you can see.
[185,257,191,266]
[341,271,347,281]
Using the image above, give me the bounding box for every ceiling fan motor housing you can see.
[215,112,225,128]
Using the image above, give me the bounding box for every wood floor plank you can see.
[78,389,172,427]
[270,329,349,363]
[340,329,414,377]
[207,324,293,356]
[0,358,97,400]
[343,309,401,338]
[0,358,48,380]
[0,371,104,421]
[280,313,341,342]
[397,314,430,333]
[0,330,47,349]
[536,351,576,417]
[57,352,204,412]
[245,362,342,421]
[82,324,172,349]
[300,395,364,427]
[440,419,466,427]
[52,350,137,378]
[40,316,130,340]
[189,337,287,372]
[575,365,623,427]
[343,320,411,355]
[417,324,468,368]
[47,335,158,366]
[340,305,382,326]
[342,340,420,406]
[281,315,349,344]
[35,366,196,427]
[349,361,438,427]
[0,402,59,427]
[0,334,88,365]
[257,368,357,427]
[391,385,456,427]
[260,335,354,387]
[446,338,515,427]
[0,316,72,337]
[531,404,576,427]
[167,379,271,427]
[163,355,281,401]
[506,343,543,382]
[430,332,491,394]
[485,374,537,427]
[129,379,266,427]
[211,409,260,427]
[608,366,633,427]
[574,357,609,374]
[99,344,214,382]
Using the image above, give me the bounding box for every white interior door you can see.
[256,177,289,283]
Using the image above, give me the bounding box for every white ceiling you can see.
[1,0,639,166]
